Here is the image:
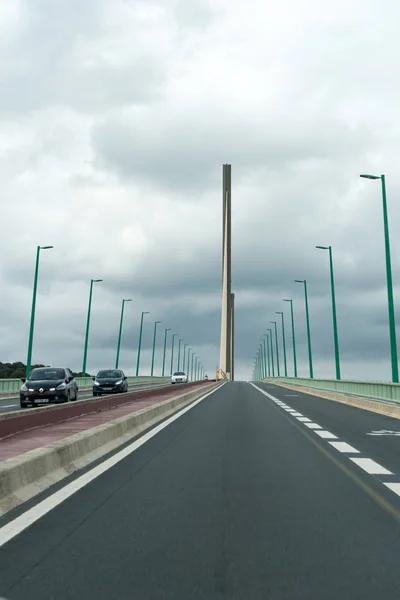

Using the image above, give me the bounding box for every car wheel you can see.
[20,403,29,409]
[93,392,97,397]
[70,389,78,401]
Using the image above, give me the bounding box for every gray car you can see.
[20,367,78,408]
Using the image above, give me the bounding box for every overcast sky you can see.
[2,0,400,382]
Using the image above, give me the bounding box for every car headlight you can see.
[115,380,123,385]
[20,384,28,392]
[56,382,67,390]
[94,381,100,386]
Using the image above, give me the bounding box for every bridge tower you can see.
[218,164,235,381]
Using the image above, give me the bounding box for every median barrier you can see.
[0,381,211,439]
[0,381,221,515]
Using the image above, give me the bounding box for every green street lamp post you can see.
[183,343,188,372]
[191,352,195,381]
[262,337,268,378]
[82,278,103,377]
[150,320,162,376]
[177,339,183,370]
[136,311,149,376]
[316,245,341,380]
[170,333,177,375]
[266,327,275,376]
[295,280,314,378]
[162,328,171,377]
[270,321,280,376]
[283,299,297,377]
[115,299,133,369]
[360,174,398,383]
[255,350,259,380]
[260,344,265,379]
[264,332,271,376]
[26,245,54,377]
[276,311,288,376]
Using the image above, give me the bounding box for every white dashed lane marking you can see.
[329,441,360,454]
[314,430,339,440]
[250,383,400,500]
[349,458,393,475]
[384,483,400,496]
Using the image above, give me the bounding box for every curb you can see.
[0,382,221,516]
[267,381,400,420]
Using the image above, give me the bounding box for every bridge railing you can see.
[262,376,400,404]
[0,376,170,395]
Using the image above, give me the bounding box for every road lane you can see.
[0,381,399,599]
[258,381,400,483]
[0,382,172,415]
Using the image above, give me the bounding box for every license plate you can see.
[35,398,49,404]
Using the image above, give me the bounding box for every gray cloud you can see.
[2,0,400,382]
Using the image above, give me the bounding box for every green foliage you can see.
[0,361,44,379]
[0,362,89,379]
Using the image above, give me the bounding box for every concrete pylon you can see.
[219,164,234,380]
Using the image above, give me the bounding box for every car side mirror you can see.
[20,377,26,383]
[92,377,95,381]
[67,376,74,382]
[124,376,127,380]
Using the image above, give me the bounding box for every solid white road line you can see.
[383,483,400,497]
[329,441,360,454]
[304,423,323,429]
[349,458,393,475]
[314,430,338,440]
[0,384,224,549]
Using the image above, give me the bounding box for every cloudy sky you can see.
[1,0,400,382]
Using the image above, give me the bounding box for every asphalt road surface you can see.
[0,382,171,414]
[1,381,400,599]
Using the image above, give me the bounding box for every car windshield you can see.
[97,370,122,378]
[29,368,65,381]
[173,372,186,376]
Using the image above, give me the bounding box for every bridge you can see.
[1,166,400,599]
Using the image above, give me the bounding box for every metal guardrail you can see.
[262,377,400,404]
[0,376,170,395]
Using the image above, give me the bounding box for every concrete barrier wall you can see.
[261,378,400,420]
[0,382,221,515]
